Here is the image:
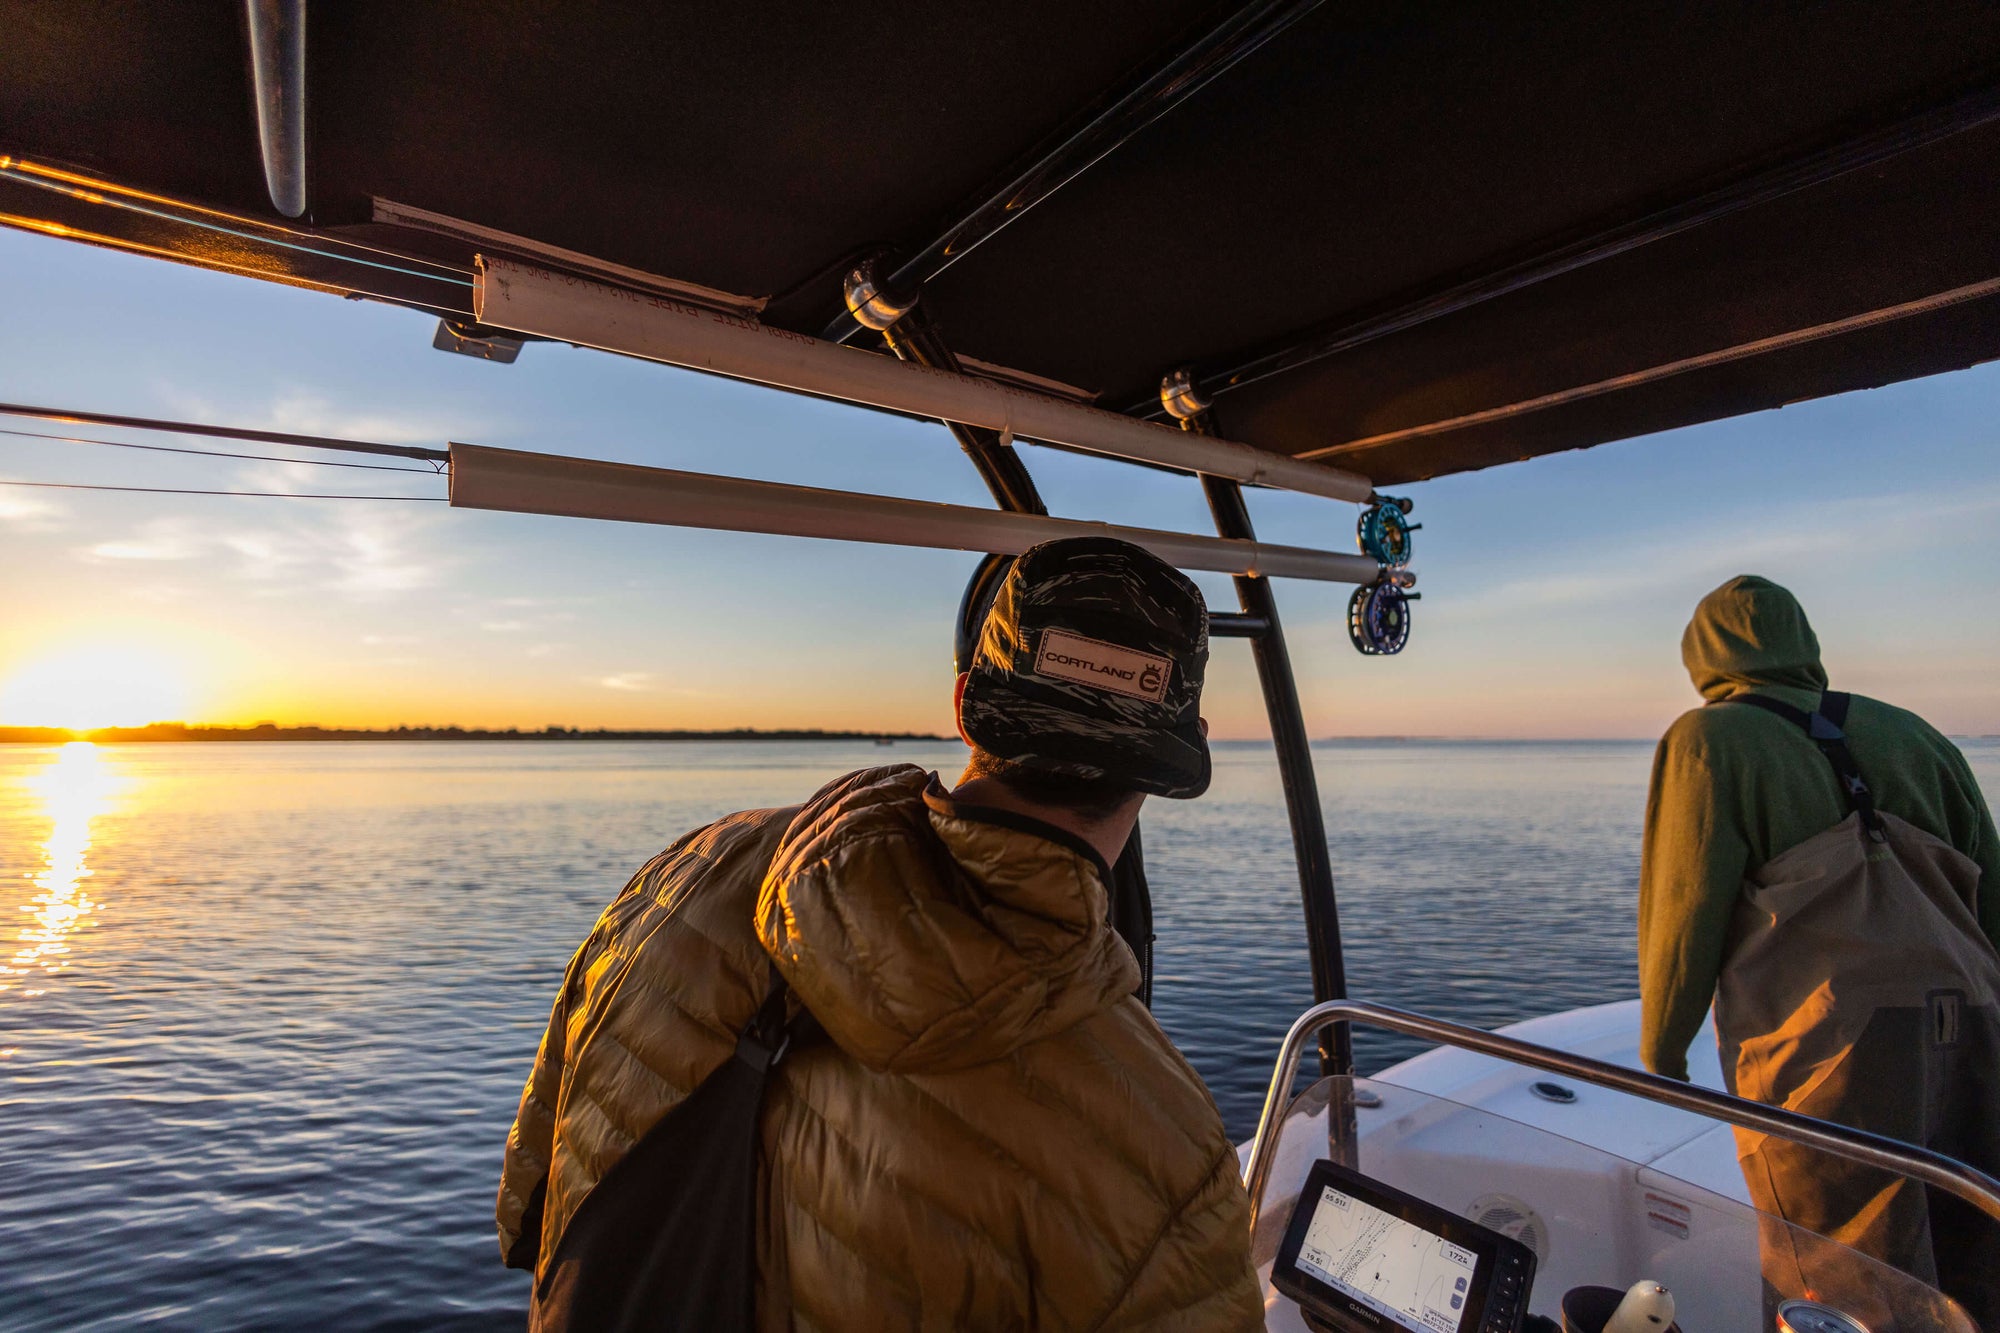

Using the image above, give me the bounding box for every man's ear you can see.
[1199,716,1210,738]
[954,672,973,746]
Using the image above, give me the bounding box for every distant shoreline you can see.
[0,723,951,744]
[3,727,1991,746]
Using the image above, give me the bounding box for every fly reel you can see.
[1356,494,1418,567]
[1348,577,1415,655]
[1351,494,1419,655]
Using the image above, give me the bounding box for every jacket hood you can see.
[1681,575,1828,702]
[754,765,1139,1074]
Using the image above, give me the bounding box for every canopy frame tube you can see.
[820,0,1328,344]
[1123,77,2000,419]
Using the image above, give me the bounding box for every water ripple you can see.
[0,738,1991,1330]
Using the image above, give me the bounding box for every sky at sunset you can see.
[2,224,1998,740]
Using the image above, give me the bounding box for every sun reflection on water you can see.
[4,741,125,994]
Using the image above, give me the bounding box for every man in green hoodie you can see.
[1639,574,2000,1319]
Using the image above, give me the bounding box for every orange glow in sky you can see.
[0,641,196,730]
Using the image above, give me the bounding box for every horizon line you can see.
[3,722,1995,745]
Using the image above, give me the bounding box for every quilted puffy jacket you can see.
[498,764,1263,1332]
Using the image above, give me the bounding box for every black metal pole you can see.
[1208,611,1271,638]
[880,315,1048,515]
[1199,469,1352,1079]
[823,0,1327,343]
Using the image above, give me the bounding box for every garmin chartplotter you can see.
[1272,1160,1538,1333]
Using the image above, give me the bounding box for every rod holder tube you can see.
[448,443,1383,583]
[473,257,1374,503]
[1240,999,2000,1238]
[244,0,308,219]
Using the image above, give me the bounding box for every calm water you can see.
[3,738,1994,1331]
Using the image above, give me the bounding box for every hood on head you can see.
[755,766,1137,1074]
[1680,575,1827,702]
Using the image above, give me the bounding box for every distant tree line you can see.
[0,722,948,744]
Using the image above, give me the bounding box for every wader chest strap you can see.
[1721,691,1887,843]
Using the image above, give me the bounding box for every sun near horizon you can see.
[0,641,198,731]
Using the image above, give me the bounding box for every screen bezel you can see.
[1270,1159,1524,1333]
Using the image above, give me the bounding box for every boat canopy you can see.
[6,2,2000,486]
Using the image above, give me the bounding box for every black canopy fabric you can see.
[5,2,1999,486]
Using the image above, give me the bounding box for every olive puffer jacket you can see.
[498,764,1263,1332]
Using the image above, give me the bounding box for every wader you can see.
[1714,693,2000,1327]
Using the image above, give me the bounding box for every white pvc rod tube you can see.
[449,443,1384,584]
[473,257,1375,504]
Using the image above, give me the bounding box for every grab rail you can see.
[1242,999,2000,1232]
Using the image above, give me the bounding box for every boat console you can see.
[1248,1001,2000,1333]
[1272,1158,1536,1333]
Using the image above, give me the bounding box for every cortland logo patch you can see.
[1033,629,1171,703]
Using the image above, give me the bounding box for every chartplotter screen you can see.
[1293,1184,1481,1333]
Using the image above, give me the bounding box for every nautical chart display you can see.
[1272,1160,1537,1333]
[1293,1184,1479,1333]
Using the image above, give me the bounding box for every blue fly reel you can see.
[1356,496,1417,567]
[1348,581,1412,655]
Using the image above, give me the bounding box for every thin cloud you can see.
[0,488,66,529]
[82,519,200,562]
[89,539,192,560]
[598,672,653,691]
[155,385,476,450]
[215,504,444,598]
[122,583,191,604]
[1457,482,2000,620]
[63,505,446,600]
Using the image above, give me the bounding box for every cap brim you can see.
[960,671,1210,799]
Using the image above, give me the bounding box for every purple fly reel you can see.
[1348,581,1411,655]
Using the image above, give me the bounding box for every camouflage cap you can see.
[960,536,1210,799]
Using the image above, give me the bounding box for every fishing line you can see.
[0,426,445,473]
[0,479,446,501]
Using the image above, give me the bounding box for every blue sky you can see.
[1,224,1996,738]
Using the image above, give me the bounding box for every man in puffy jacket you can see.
[498,536,1264,1331]
[1639,574,2000,1318]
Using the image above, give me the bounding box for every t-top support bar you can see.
[1203,472,1352,1084]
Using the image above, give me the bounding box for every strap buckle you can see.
[734,1025,791,1072]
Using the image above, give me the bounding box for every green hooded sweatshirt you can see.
[1638,575,2000,1079]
